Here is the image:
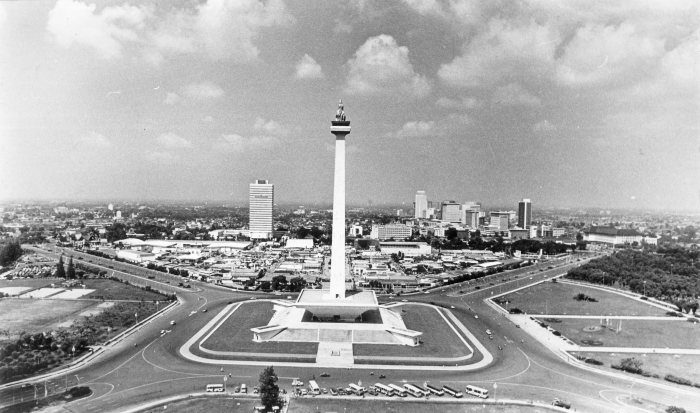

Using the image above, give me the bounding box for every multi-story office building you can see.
[370,224,413,241]
[489,211,510,231]
[414,190,428,219]
[249,179,274,239]
[461,201,480,227]
[441,201,461,223]
[518,198,532,229]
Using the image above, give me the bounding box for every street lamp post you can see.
[493,382,497,403]
[643,280,646,297]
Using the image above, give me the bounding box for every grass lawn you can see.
[0,278,59,290]
[572,351,700,385]
[141,397,260,413]
[0,298,97,337]
[545,318,700,349]
[201,302,318,356]
[354,305,472,360]
[288,398,553,413]
[498,281,668,316]
[81,278,168,301]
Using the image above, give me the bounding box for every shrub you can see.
[664,374,692,386]
[509,308,523,314]
[665,311,684,317]
[584,358,603,366]
[66,386,91,398]
[666,407,687,413]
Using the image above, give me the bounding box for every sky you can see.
[1,0,698,211]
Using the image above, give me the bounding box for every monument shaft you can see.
[329,101,350,299]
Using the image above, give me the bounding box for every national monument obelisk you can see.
[329,99,350,299]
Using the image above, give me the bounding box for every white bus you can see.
[308,380,320,395]
[348,383,366,395]
[374,383,394,396]
[442,385,463,398]
[388,384,407,397]
[206,383,224,392]
[425,384,444,396]
[403,384,424,398]
[465,385,489,399]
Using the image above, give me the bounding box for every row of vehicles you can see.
[305,380,489,399]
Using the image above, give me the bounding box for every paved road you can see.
[2,250,698,412]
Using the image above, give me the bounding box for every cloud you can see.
[144,151,178,165]
[157,132,192,149]
[556,23,665,87]
[401,0,444,16]
[78,131,111,148]
[533,119,556,132]
[438,19,559,88]
[202,115,214,122]
[394,120,435,138]
[195,0,294,61]
[436,96,481,110]
[295,54,324,79]
[215,134,279,152]
[47,0,148,59]
[491,83,541,106]
[345,34,431,97]
[254,117,287,137]
[47,0,293,63]
[183,82,224,99]
[164,92,181,105]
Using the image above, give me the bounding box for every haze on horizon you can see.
[1,0,698,212]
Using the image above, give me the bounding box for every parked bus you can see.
[465,385,489,399]
[348,383,366,395]
[442,385,463,398]
[403,384,424,398]
[425,384,444,396]
[308,380,320,395]
[374,383,394,396]
[388,384,407,397]
[409,384,430,396]
[206,384,224,392]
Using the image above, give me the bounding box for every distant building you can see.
[461,202,480,227]
[518,198,532,229]
[249,179,274,239]
[348,224,363,237]
[489,211,510,231]
[414,190,428,219]
[441,201,461,223]
[585,226,656,245]
[370,224,412,241]
[379,241,432,257]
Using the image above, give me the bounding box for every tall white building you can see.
[441,201,461,223]
[414,190,428,219]
[461,202,480,227]
[249,179,274,239]
[370,224,412,241]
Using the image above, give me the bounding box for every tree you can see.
[271,275,287,291]
[56,255,66,279]
[67,256,76,279]
[259,366,281,410]
[0,241,23,266]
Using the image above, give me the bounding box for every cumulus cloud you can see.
[533,119,556,132]
[295,54,324,79]
[215,133,279,152]
[157,132,192,149]
[47,0,293,63]
[144,151,178,165]
[47,0,148,59]
[401,0,444,16]
[491,83,541,106]
[556,23,665,87]
[394,120,435,138]
[183,82,224,99]
[254,117,287,137]
[164,92,181,105]
[438,19,559,88]
[345,34,431,97]
[78,131,111,148]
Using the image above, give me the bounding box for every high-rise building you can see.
[414,190,428,219]
[370,224,412,241]
[518,198,532,229]
[441,201,461,223]
[461,201,480,227]
[489,211,510,231]
[249,179,274,239]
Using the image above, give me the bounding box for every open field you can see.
[288,398,554,413]
[0,298,97,336]
[0,278,57,290]
[141,397,260,413]
[354,305,472,360]
[572,351,700,386]
[498,281,668,316]
[201,302,318,356]
[543,318,700,349]
[81,278,168,301]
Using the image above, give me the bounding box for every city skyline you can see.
[1,1,698,211]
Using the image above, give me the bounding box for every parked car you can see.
[552,398,571,409]
[320,372,330,377]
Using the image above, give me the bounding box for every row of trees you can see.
[0,241,22,267]
[263,275,307,292]
[566,249,700,310]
